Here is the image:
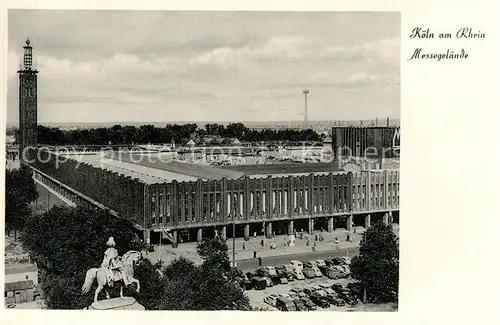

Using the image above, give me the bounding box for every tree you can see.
[350,221,399,303]
[21,206,165,309]
[5,166,38,236]
[159,238,251,310]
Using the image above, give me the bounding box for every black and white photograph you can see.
[4,10,400,311]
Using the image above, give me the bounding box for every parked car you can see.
[239,278,253,290]
[264,277,274,287]
[289,288,303,294]
[314,289,328,297]
[327,268,345,279]
[279,277,288,285]
[278,293,292,300]
[276,297,296,311]
[303,287,317,296]
[304,261,316,269]
[324,258,335,266]
[298,292,309,298]
[303,268,316,279]
[275,265,287,272]
[322,294,337,305]
[310,295,330,308]
[338,289,358,305]
[339,265,350,274]
[318,264,331,275]
[257,268,279,284]
[289,260,303,271]
[264,294,279,307]
[287,291,298,299]
[331,257,343,265]
[252,277,267,290]
[246,271,257,279]
[311,285,322,291]
[293,298,308,311]
[331,265,345,272]
[292,269,306,280]
[276,268,287,278]
[329,295,346,307]
[312,267,323,277]
[256,268,267,277]
[347,282,363,298]
[331,283,344,293]
[340,257,351,265]
[300,298,318,311]
[263,266,278,277]
[277,268,294,282]
[315,260,327,267]
[281,268,296,281]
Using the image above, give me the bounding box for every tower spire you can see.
[18,38,39,165]
[23,37,33,70]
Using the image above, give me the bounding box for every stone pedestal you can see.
[85,297,145,310]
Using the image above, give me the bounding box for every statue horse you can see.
[81,250,142,302]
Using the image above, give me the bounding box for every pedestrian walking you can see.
[253,232,257,238]
[315,234,318,241]
[334,237,339,250]
[260,239,264,247]
[353,227,357,234]
[346,233,350,242]
[253,247,257,259]
[242,242,246,250]
[258,256,262,266]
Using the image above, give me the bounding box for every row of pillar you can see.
[160,211,393,247]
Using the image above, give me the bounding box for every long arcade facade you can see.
[32,150,399,246]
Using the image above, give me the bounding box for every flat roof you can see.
[5,263,38,275]
[222,162,342,175]
[54,152,350,184]
[113,153,245,181]
[58,153,198,184]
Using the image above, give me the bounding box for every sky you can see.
[7,10,400,125]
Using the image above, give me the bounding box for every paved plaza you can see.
[148,224,399,266]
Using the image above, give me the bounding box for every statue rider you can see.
[102,237,126,286]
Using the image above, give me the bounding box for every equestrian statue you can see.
[82,237,143,302]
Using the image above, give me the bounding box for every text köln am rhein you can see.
[408,27,485,61]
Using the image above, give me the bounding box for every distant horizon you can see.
[6,117,401,129]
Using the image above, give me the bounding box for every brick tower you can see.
[17,38,39,164]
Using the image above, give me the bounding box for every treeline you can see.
[35,123,322,146]
[5,166,38,234]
